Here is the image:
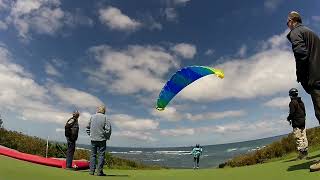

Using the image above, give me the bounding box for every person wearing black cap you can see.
[287,88,308,160]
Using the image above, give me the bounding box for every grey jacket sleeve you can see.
[104,119,112,140]
[86,117,91,136]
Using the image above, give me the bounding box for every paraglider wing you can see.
[156,66,224,111]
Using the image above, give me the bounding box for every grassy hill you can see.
[1,150,320,180]
[221,127,320,168]
[2,126,320,179]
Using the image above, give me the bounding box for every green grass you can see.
[2,151,320,180]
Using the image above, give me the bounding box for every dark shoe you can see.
[303,151,309,159]
[299,151,308,160]
[89,172,95,175]
[297,150,307,160]
[97,173,107,176]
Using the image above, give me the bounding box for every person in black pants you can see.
[65,111,80,170]
[286,11,320,172]
[287,88,308,160]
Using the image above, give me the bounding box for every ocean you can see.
[79,135,285,169]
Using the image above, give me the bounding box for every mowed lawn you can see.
[1,152,320,180]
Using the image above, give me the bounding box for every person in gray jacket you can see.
[86,105,111,176]
[286,11,320,172]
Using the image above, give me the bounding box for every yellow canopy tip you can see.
[214,69,224,79]
[156,107,165,111]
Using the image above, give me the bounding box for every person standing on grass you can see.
[286,11,320,172]
[86,105,111,176]
[191,144,202,169]
[65,111,80,170]
[287,88,308,160]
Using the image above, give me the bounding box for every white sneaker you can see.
[310,161,320,172]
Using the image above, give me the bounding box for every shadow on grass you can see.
[283,158,298,163]
[283,153,320,163]
[106,175,130,177]
[306,153,320,160]
[287,160,318,171]
[77,170,129,177]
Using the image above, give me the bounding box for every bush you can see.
[0,128,165,169]
[222,127,320,168]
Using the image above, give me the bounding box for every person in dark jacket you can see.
[286,11,320,120]
[286,10,320,171]
[65,111,80,170]
[287,88,308,160]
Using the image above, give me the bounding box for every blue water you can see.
[79,135,285,169]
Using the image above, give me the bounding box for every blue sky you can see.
[0,0,320,147]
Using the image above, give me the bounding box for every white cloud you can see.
[144,15,162,31]
[159,118,289,142]
[0,0,10,11]
[7,0,64,39]
[162,0,190,22]
[194,118,288,142]
[151,107,184,122]
[2,0,92,39]
[205,49,215,56]
[45,63,61,77]
[78,111,91,127]
[0,45,103,125]
[171,43,197,59]
[114,131,157,142]
[186,110,247,121]
[109,113,159,142]
[164,8,178,21]
[263,96,290,109]
[64,9,94,28]
[55,128,64,132]
[49,83,103,109]
[111,114,159,131]
[51,58,66,67]
[173,0,191,5]
[160,128,194,137]
[261,29,290,50]
[21,108,69,124]
[205,119,288,135]
[0,20,8,30]
[206,123,243,134]
[87,45,178,94]
[264,0,284,11]
[236,44,247,57]
[0,46,48,109]
[152,106,246,122]
[0,46,69,124]
[99,6,141,31]
[178,30,297,102]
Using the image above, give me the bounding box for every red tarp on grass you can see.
[0,145,89,170]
